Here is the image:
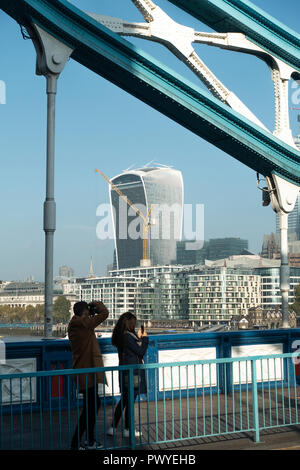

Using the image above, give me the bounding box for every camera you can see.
[87,302,99,316]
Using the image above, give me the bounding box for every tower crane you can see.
[95,169,155,266]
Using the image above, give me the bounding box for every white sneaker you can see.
[85,441,104,450]
[107,426,115,437]
[123,428,142,438]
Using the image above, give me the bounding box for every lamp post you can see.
[29,25,73,338]
[264,174,299,329]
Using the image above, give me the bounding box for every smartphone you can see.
[140,324,144,334]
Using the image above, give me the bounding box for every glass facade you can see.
[135,267,260,325]
[176,238,248,265]
[176,240,208,265]
[110,174,146,269]
[110,168,183,269]
[255,267,300,307]
[135,271,189,322]
[206,238,249,261]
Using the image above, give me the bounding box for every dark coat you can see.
[68,302,109,391]
[118,331,149,395]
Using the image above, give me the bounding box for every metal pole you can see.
[251,359,260,443]
[279,211,290,328]
[43,74,57,339]
[128,368,136,450]
[28,24,73,339]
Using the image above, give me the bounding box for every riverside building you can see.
[67,256,300,327]
[133,264,261,326]
[256,266,300,309]
[135,270,189,324]
[78,276,141,324]
[187,267,261,325]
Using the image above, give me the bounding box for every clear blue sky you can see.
[0,0,300,281]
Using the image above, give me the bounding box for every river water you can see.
[0,327,63,341]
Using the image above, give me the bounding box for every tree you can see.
[53,296,71,324]
[35,304,44,323]
[25,305,37,323]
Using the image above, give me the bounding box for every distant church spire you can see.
[89,257,95,278]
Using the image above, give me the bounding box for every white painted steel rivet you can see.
[52,54,62,65]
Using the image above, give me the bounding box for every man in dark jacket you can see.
[68,300,109,450]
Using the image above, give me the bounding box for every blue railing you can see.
[0,352,299,450]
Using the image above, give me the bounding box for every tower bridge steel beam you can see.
[90,1,300,327]
[167,0,300,73]
[1,0,300,328]
[89,4,296,147]
[1,0,299,185]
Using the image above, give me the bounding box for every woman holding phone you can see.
[107,312,148,438]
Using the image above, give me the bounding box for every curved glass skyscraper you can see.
[110,167,183,269]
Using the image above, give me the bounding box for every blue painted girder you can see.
[168,0,300,74]
[1,0,300,185]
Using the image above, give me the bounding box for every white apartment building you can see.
[79,276,141,323]
[188,267,261,325]
[62,257,300,326]
[109,265,187,280]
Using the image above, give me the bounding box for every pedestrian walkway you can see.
[1,388,299,451]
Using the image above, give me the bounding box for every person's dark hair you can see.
[112,312,137,348]
[73,301,89,316]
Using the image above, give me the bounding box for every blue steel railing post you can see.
[251,359,260,443]
[2,351,300,449]
[128,367,136,450]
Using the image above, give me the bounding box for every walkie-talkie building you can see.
[109,167,183,269]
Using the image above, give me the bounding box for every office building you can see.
[206,238,248,261]
[176,237,249,265]
[176,240,208,265]
[110,166,183,269]
[0,281,45,308]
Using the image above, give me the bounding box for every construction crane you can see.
[95,169,155,266]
